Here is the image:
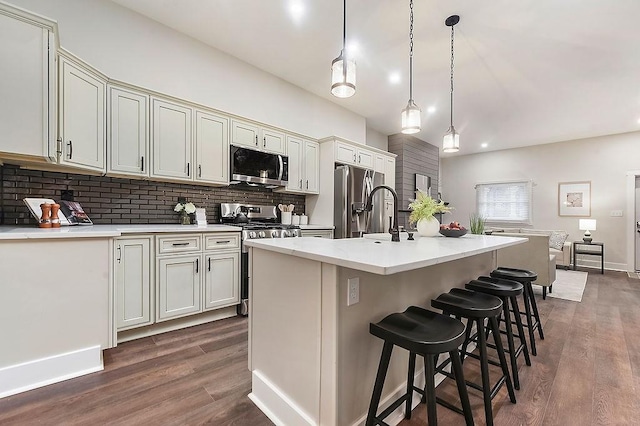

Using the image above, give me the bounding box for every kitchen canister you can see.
[291,214,300,225]
[299,214,308,225]
[281,211,292,225]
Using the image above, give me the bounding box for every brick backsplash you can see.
[0,164,305,225]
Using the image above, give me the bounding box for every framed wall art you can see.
[558,181,591,217]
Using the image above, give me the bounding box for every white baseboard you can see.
[0,345,103,399]
[249,370,316,426]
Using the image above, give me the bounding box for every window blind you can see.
[476,181,532,224]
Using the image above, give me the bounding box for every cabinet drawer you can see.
[204,233,240,251]
[156,234,201,254]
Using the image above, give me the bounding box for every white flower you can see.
[184,202,196,214]
[174,203,183,212]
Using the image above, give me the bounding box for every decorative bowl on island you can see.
[439,222,468,238]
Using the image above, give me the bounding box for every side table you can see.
[572,241,604,274]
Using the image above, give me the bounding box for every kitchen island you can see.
[244,233,526,426]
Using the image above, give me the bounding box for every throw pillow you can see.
[549,231,568,250]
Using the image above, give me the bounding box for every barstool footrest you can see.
[373,393,409,425]
[436,396,464,415]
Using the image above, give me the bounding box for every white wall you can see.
[10,0,366,142]
[441,131,640,270]
[365,127,388,151]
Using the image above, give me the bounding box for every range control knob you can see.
[271,230,279,238]
[248,231,257,239]
[282,230,290,237]
[258,231,266,238]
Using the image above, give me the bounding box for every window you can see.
[476,181,532,224]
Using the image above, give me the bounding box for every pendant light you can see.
[401,0,421,134]
[443,15,460,152]
[331,0,356,98]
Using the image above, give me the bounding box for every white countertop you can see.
[0,224,241,240]
[244,232,527,275]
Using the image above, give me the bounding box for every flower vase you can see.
[417,216,440,237]
[180,213,191,225]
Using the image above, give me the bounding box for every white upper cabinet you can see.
[195,110,229,185]
[58,56,106,172]
[0,6,56,161]
[384,156,396,200]
[108,85,148,176]
[303,140,319,194]
[335,141,375,169]
[375,155,386,174]
[231,119,285,155]
[286,136,303,192]
[151,98,192,180]
[285,136,319,194]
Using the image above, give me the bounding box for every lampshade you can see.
[331,53,356,98]
[443,126,460,152]
[579,219,597,231]
[401,100,421,134]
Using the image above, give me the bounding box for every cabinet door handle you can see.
[255,135,258,146]
[187,162,190,176]
[353,153,356,162]
[117,246,121,263]
[67,140,73,159]
[195,258,199,273]
[198,164,202,177]
[306,180,309,189]
[358,154,361,163]
[208,257,211,271]
[141,156,144,172]
[172,242,190,246]
[215,240,231,244]
[299,179,303,189]
[263,137,266,147]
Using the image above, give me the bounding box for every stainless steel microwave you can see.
[230,145,288,187]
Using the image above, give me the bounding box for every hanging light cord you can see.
[449,23,455,126]
[409,0,414,101]
[342,0,347,80]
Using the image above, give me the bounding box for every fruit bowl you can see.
[439,228,468,238]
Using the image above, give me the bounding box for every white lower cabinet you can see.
[157,254,201,321]
[115,237,152,330]
[115,232,240,332]
[204,252,240,310]
[300,229,334,239]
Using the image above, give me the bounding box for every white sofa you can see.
[489,228,571,299]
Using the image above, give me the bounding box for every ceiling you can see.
[111,0,640,155]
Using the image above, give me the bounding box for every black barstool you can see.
[490,267,544,356]
[431,288,516,426]
[467,277,532,390]
[366,306,474,426]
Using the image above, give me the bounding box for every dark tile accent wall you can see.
[387,133,440,228]
[0,164,305,225]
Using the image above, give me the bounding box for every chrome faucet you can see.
[365,185,400,242]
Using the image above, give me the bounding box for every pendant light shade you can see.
[443,15,460,152]
[401,100,421,134]
[331,0,355,98]
[443,125,459,152]
[331,52,356,98]
[401,0,420,134]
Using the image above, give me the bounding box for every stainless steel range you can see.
[220,203,300,315]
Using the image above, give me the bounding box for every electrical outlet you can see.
[610,210,623,217]
[347,277,360,306]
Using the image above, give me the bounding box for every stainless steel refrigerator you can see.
[334,165,386,238]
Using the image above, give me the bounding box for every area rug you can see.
[544,270,588,302]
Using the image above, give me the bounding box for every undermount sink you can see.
[362,232,420,241]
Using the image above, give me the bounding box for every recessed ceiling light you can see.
[481,143,488,148]
[388,72,401,84]
[288,0,305,23]
[427,106,436,114]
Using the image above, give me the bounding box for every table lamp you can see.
[579,219,596,243]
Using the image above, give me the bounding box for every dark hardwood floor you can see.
[0,270,637,425]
